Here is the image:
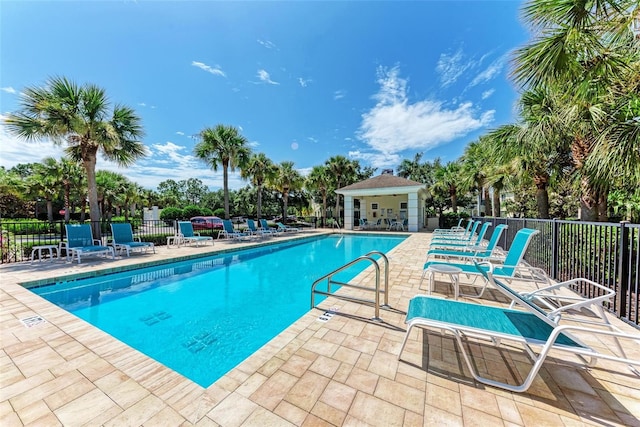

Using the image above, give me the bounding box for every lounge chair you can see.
[426,224,507,262]
[398,264,640,392]
[430,222,491,249]
[247,219,274,238]
[218,219,251,241]
[110,223,155,256]
[422,228,548,294]
[431,220,481,244]
[177,221,214,246]
[60,224,115,264]
[358,218,370,229]
[259,219,281,235]
[433,218,472,235]
[276,222,300,232]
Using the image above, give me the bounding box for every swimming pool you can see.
[30,233,406,387]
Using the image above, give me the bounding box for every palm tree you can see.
[512,0,638,220]
[30,158,63,222]
[459,141,491,217]
[4,76,146,238]
[194,125,252,220]
[240,153,276,220]
[269,161,303,222]
[96,171,129,221]
[432,161,462,213]
[326,155,357,222]
[305,165,332,227]
[58,157,84,222]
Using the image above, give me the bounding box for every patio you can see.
[1,230,639,426]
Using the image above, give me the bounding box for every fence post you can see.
[617,221,630,320]
[551,218,559,280]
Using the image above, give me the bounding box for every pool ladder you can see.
[310,251,389,322]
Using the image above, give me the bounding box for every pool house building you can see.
[336,170,428,232]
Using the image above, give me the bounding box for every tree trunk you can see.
[450,186,458,213]
[483,187,492,217]
[63,181,71,222]
[322,193,328,227]
[83,151,101,240]
[533,174,550,219]
[597,188,608,222]
[492,189,501,218]
[46,199,53,222]
[257,183,263,220]
[223,161,230,220]
[282,190,289,222]
[579,175,598,221]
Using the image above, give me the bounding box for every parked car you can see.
[190,216,223,230]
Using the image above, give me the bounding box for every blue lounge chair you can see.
[426,224,507,262]
[358,218,370,229]
[423,228,548,294]
[276,221,300,232]
[433,218,472,235]
[430,222,492,249]
[110,223,155,256]
[398,265,640,393]
[246,219,274,238]
[218,219,251,241]
[259,219,281,235]
[177,221,214,246]
[61,224,115,264]
[431,220,481,244]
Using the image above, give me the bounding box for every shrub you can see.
[439,212,469,229]
[201,207,214,216]
[213,208,225,217]
[182,205,203,219]
[160,207,183,221]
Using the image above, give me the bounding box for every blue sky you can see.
[0,1,529,191]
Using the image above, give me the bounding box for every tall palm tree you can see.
[29,158,61,222]
[58,157,84,222]
[512,0,638,220]
[460,141,491,217]
[269,161,303,222]
[305,165,332,227]
[240,153,276,220]
[432,161,462,213]
[96,171,129,221]
[326,155,357,221]
[4,76,146,238]
[194,124,252,219]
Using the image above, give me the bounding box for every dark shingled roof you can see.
[338,174,424,191]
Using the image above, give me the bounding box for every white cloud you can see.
[470,54,507,87]
[257,39,277,49]
[0,121,67,168]
[358,66,494,156]
[248,140,260,148]
[138,102,147,107]
[334,90,346,100]
[298,166,313,177]
[436,48,475,87]
[256,69,279,85]
[1,87,17,94]
[175,131,185,136]
[349,150,401,170]
[307,136,318,143]
[298,77,311,87]
[481,89,495,99]
[192,61,226,77]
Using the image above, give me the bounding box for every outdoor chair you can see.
[246,219,274,238]
[110,223,155,256]
[431,220,480,244]
[398,264,640,393]
[218,219,251,241]
[276,222,300,232]
[432,218,472,235]
[426,224,507,262]
[430,222,491,249]
[259,219,281,235]
[422,228,549,293]
[177,221,214,246]
[60,224,115,264]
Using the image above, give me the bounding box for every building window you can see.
[371,203,379,210]
[400,202,407,209]
[354,199,360,209]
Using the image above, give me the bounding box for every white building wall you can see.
[343,196,353,230]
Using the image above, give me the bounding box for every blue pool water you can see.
[31,234,405,387]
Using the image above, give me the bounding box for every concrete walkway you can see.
[1,230,639,426]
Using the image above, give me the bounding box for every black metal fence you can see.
[0,220,187,264]
[474,217,639,327]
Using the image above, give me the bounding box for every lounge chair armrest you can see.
[521,278,616,317]
[93,239,102,245]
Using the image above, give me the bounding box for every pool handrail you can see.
[310,250,390,321]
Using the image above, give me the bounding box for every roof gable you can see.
[338,174,424,191]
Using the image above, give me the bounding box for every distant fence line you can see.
[473,217,639,328]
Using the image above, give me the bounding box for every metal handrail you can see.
[311,254,383,321]
[363,250,390,307]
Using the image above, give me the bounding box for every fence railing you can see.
[474,217,639,327]
[0,219,191,264]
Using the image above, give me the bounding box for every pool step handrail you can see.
[310,250,390,321]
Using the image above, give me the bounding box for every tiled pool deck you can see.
[1,230,639,426]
